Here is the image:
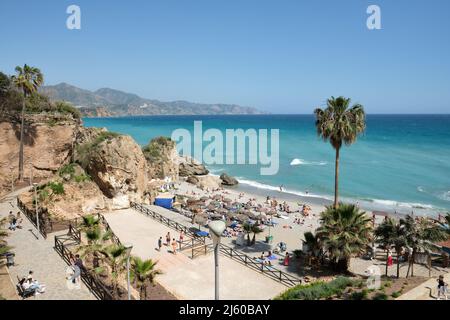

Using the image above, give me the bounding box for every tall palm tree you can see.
[402,215,448,277]
[11,64,44,181]
[100,244,127,299]
[375,218,407,278]
[316,203,372,272]
[314,96,366,208]
[130,256,162,300]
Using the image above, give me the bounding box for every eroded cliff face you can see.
[0,114,78,196]
[75,128,149,209]
[143,137,179,181]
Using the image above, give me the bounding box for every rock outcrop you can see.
[220,173,239,186]
[76,131,148,209]
[143,137,179,181]
[195,175,221,190]
[179,156,209,176]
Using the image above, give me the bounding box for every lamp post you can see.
[208,220,226,300]
[33,183,39,239]
[124,243,133,300]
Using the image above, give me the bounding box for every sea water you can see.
[83,114,450,217]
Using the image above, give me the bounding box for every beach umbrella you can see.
[236,214,248,223]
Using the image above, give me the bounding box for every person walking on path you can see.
[166,232,171,246]
[157,237,163,251]
[171,238,177,254]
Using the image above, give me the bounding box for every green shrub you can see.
[74,174,91,183]
[384,281,392,288]
[372,292,388,300]
[391,291,401,298]
[142,136,173,161]
[48,182,65,195]
[350,289,368,300]
[54,101,81,119]
[59,163,76,177]
[275,277,355,300]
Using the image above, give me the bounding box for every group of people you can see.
[157,231,185,255]
[8,211,23,231]
[18,270,46,296]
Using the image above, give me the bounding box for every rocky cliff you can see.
[75,128,149,209]
[0,113,78,197]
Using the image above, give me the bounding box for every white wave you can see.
[438,191,450,202]
[371,198,434,210]
[417,186,425,193]
[236,177,332,201]
[290,158,327,166]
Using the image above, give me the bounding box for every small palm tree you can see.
[242,222,252,246]
[11,64,44,181]
[77,226,111,272]
[375,218,407,278]
[130,256,162,300]
[251,224,263,245]
[316,203,372,272]
[314,96,366,208]
[100,244,127,299]
[80,214,100,232]
[0,218,12,263]
[303,231,322,259]
[402,215,448,277]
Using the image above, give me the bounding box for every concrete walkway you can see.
[397,272,450,300]
[0,190,95,300]
[104,209,286,300]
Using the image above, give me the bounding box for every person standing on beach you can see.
[171,238,177,254]
[166,232,171,246]
[157,237,163,251]
[179,231,184,243]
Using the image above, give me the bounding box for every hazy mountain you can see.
[40,83,264,117]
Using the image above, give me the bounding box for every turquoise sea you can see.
[83,115,450,217]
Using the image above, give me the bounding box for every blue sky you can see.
[1,0,449,114]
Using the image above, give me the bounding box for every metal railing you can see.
[131,201,302,287]
[219,243,303,287]
[54,233,113,300]
[131,202,200,238]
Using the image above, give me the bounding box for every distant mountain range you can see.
[40,83,264,117]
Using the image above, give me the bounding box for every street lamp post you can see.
[208,220,226,300]
[124,243,133,300]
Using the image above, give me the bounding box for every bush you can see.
[74,174,91,183]
[275,277,355,300]
[48,182,65,195]
[59,163,76,177]
[54,101,81,119]
[391,291,401,298]
[350,289,368,300]
[142,136,173,161]
[372,292,388,300]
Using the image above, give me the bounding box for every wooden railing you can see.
[131,201,302,287]
[219,243,303,287]
[54,233,113,300]
[131,202,200,238]
[17,197,73,239]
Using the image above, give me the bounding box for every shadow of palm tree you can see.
[11,117,38,147]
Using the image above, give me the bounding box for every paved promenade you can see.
[0,190,95,300]
[104,208,286,300]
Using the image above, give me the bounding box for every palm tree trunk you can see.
[385,250,389,276]
[334,147,340,208]
[396,249,401,279]
[18,94,26,181]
